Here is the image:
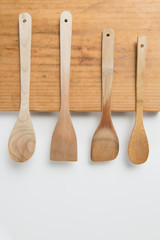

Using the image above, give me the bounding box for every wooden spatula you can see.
[8,13,36,162]
[91,29,119,162]
[128,36,149,164]
[50,11,77,161]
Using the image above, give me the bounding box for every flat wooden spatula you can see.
[50,11,77,161]
[91,29,119,162]
[8,13,36,162]
[128,36,149,164]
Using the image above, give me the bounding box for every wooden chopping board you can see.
[0,0,160,112]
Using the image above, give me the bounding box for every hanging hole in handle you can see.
[106,33,110,37]
[140,44,144,48]
[23,19,27,23]
[64,19,68,22]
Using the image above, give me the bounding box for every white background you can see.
[0,111,159,240]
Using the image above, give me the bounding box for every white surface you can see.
[0,111,159,240]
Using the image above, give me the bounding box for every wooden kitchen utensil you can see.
[128,36,149,164]
[91,29,119,162]
[8,13,36,162]
[50,11,77,161]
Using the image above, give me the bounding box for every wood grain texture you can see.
[0,0,160,112]
[50,11,77,161]
[8,13,36,162]
[91,30,119,161]
[128,36,149,164]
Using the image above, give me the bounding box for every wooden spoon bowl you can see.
[128,123,149,164]
[8,112,36,162]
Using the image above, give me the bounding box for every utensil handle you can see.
[102,29,114,117]
[19,12,32,113]
[136,36,147,119]
[60,11,72,112]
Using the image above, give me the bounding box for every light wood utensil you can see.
[91,29,119,162]
[50,11,77,161]
[128,36,149,164]
[8,13,36,162]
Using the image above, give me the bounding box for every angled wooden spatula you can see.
[8,13,36,162]
[91,29,119,162]
[128,36,149,164]
[50,11,77,161]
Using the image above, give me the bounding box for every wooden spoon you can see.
[8,13,36,162]
[91,29,119,162]
[50,11,77,161]
[128,36,149,164]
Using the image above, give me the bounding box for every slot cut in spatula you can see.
[128,36,149,164]
[50,11,77,161]
[8,13,36,162]
[91,29,119,161]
